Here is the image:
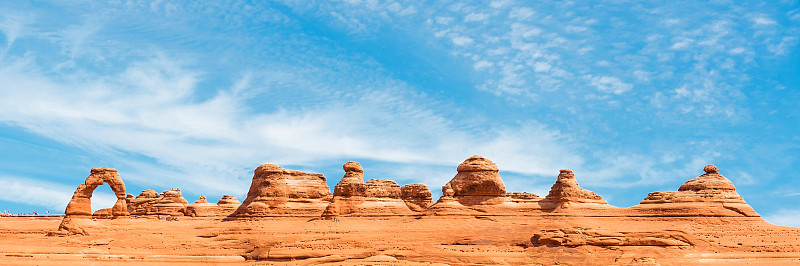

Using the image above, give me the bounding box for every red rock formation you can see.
[152,189,189,216]
[127,189,189,216]
[128,189,160,215]
[92,208,112,218]
[322,162,418,217]
[631,165,759,217]
[230,164,332,217]
[63,168,129,217]
[446,155,505,198]
[400,184,433,211]
[538,169,609,211]
[54,168,130,236]
[187,195,242,217]
[531,227,692,247]
[428,156,511,215]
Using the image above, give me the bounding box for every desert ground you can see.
[2,214,800,265]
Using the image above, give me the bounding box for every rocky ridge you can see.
[230,164,331,217]
[322,162,420,217]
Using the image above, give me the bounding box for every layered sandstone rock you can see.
[230,164,331,217]
[428,156,513,215]
[187,195,242,217]
[531,227,692,247]
[322,162,418,217]
[128,189,160,215]
[92,208,112,218]
[538,169,609,211]
[153,189,189,216]
[54,168,130,236]
[631,165,759,217]
[128,189,189,216]
[447,155,505,199]
[400,184,433,211]
[63,168,129,217]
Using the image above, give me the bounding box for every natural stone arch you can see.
[63,168,129,217]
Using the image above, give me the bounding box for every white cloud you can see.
[450,35,474,46]
[670,38,693,49]
[0,52,586,196]
[764,209,800,227]
[0,11,34,56]
[753,16,777,26]
[435,16,454,25]
[588,75,633,95]
[509,7,535,20]
[728,47,747,54]
[464,13,489,22]
[633,70,652,82]
[533,61,551,72]
[473,60,493,69]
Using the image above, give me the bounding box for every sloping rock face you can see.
[400,184,433,211]
[187,195,243,217]
[322,162,418,217]
[230,164,331,217]
[539,169,608,210]
[632,165,759,217]
[218,195,241,206]
[531,227,692,247]
[128,189,189,216]
[63,168,129,217]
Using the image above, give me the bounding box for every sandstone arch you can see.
[63,168,129,217]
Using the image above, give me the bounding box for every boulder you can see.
[230,164,331,217]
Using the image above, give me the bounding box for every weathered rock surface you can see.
[400,184,433,211]
[631,165,759,217]
[92,208,112,218]
[430,155,507,212]
[538,169,609,211]
[217,195,241,206]
[230,164,331,217]
[128,189,189,216]
[446,155,505,197]
[127,189,159,215]
[531,227,692,247]
[187,195,242,217]
[55,168,130,236]
[63,168,129,217]
[322,162,418,217]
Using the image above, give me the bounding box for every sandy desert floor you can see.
[2,215,800,265]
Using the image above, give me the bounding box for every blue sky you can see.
[0,1,798,225]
